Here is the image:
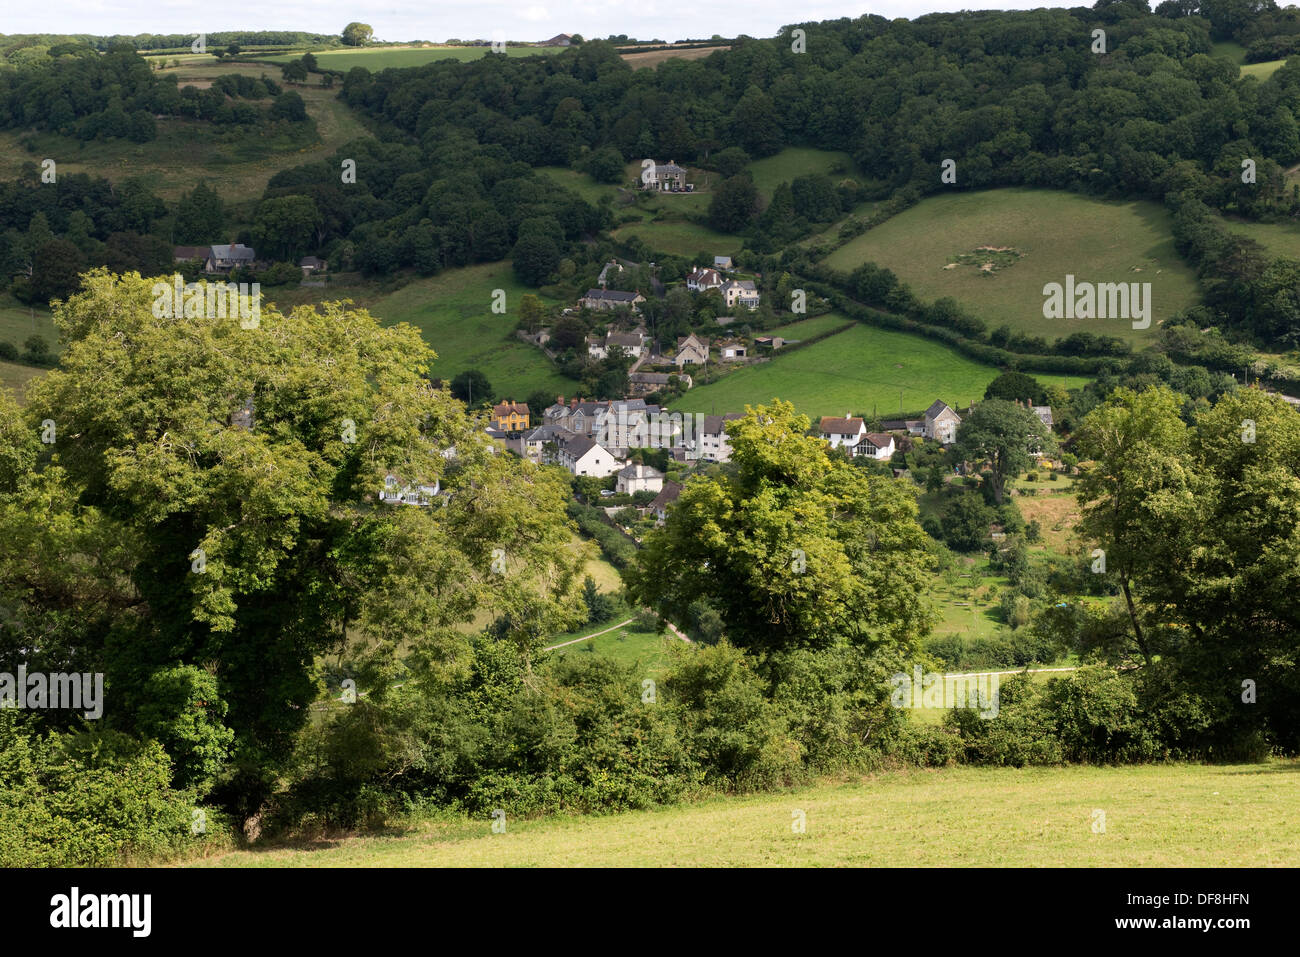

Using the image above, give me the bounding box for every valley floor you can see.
[194,760,1299,867]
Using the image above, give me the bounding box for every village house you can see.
[519,423,568,463]
[207,243,256,272]
[586,328,648,360]
[852,432,897,461]
[717,340,747,361]
[490,400,530,434]
[924,400,963,444]
[648,480,684,524]
[555,433,622,477]
[721,278,760,311]
[299,255,326,276]
[673,334,709,367]
[540,33,573,46]
[698,412,744,463]
[713,256,734,271]
[616,462,665,495]
[686,267,723,292]
[627,371,672,397]
[1032,405,1053,429]
[580,288,646,313]
[820,415,868,451]
[643,159,688,191]
[379,474,440,507]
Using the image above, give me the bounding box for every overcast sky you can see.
[6,2,1090,44]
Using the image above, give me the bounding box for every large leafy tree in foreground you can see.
[0,269,585,812]
[626,401,934,653]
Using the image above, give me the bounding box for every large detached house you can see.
[820,415,867,450]
[673,334,709,367]
[580,288,645,313]
[643,160,687,191]
[491,400,530,434]
[924,400,962,444]
[172,243,257,274]
[686,267,723,291]
[721,279,760,310]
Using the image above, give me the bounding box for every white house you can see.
[698,412,744,463]
[819,415,867,451]
[616,463,664,495]
[556,434,622,477]
[379,474,440,506]
[587,329,647,360]
[853,432,896,461]
[686,267,723,292]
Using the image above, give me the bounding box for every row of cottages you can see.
[490,400,530,434]
[818,416,897,461]
[643,159,688,191]
[173,243,257,274]
[587,328,648,360]
[580,288,646,313]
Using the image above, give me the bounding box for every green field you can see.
[673,320,1091,420]
[1220,215,1300,260]
[0,360,45,402]
[0,61,370,204]
[260,45,562,70]
[367,262,575,400]
[822,188,1202,345]
[745,147,855,201]
[611,219,743,260]
[767,314,853,340]
[1242,58,1286,80]
[0,299,56,350]
[196,760,1300,866]
[545,622,677,677]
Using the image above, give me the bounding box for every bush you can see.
[0,714,200,866]
[0,341,16,361]
[1040,667,1162,763]
[947,674,1064,766]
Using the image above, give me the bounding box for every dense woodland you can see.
[2,3,1300,866]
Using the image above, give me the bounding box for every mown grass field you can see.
[195,760,1300,866]
[259,45,564,69]
[366,262,575,399]
[822,188,1201,346]
[745,147,855,201]
[0,360,45,402]
[767,313,853,340]
[672,320,1091,420]
[611,219,743,260]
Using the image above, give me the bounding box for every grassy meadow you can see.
[0,60,371,204]
[822,188,1201,346]
[195,760,1300,866]
[366,262,575,399]
[1220,215,1300,260]
[672,320,1091,420]
[745,147,855,201]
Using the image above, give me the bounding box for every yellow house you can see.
[492,400,530,433]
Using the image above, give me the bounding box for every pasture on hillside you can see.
[367,262,575,400]
[822,188,1201,346]
[745,147,855,201]
[672,320,1091,420]
[1220,215,1300,261]
[0,60,370,204]
[196,760,1300,866]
